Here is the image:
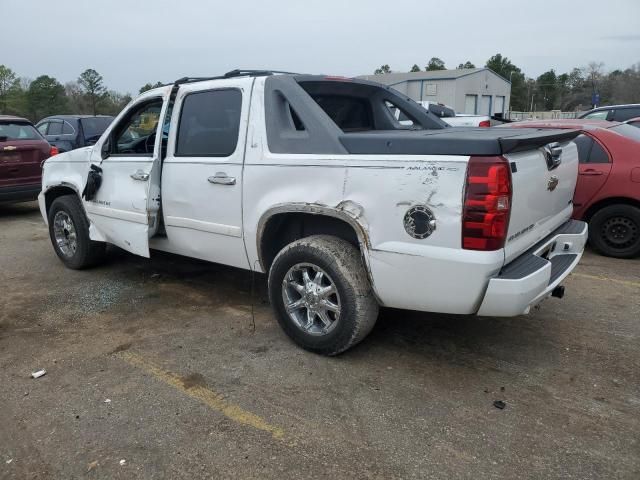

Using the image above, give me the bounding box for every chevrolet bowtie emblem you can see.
[3,146,17,151]
[547,175,559,191]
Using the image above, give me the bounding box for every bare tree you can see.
[585,62,605,107]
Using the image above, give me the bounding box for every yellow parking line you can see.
[572,272,640,288]
[117,351,285,441]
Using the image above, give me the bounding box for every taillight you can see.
[478,120,491,127]
[49,146,59,156]
[462,156,512,251]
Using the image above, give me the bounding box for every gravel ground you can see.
[1,201,639,479]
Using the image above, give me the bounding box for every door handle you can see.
[130,170,150,181]
[580,169,604,176]
[208,173,236,185]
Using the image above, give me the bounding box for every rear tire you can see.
[268,235,379,356]
[588,204,640,258]
[48,195,106,269]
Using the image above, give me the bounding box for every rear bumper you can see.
[477,220,588,316]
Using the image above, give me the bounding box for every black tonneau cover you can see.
[339,128,580,156]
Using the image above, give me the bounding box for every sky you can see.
[2,0,639,94]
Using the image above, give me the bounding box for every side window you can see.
[583,110,609,120]
[62,121,76,135]
[175,89,242,157]
[48,121,63,136]
[588,140,610,163]
[573,134,594,164]
[112,99,163,156]
[614,107,640,122]
[37,123,49,135]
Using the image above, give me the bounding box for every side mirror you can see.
[101,138,111,159]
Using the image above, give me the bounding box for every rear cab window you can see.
[296,79,445,133]
[175,89,242,157]
[0,122,43,141]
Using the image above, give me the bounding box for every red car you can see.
[0,115,57,203]
[503,119,640,258]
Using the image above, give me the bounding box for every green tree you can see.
[26,75,68,121]
[139,81,164,94]
[374,64,392,74]
[485,53,527,110]
[78,68,106,115]
[425,57,446,71]
[536,69,558,110]
[409,64,421,73]
[457,61,475,69]
[0,65,21,114]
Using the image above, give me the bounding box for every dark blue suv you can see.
[36,115,114,153]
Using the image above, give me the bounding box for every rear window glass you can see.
[0,122,42,141]
[81,117,113,140]
[312,95,373,132]
[610,124,640,142]
[176,89,242,157]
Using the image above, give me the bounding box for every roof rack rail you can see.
[171,69,301,86]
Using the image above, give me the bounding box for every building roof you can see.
[358,68,509,85]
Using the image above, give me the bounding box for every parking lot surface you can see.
[1,202,639,479]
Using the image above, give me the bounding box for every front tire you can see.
[48,195,106,269]
[588,204,640,258]
[268,235,379,356]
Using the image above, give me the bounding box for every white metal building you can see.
[358,68,511,116]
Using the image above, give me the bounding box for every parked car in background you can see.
[36,115,114,153]
[579,104,640,122]
[624,117,640,128]
[417,101,491,127]
[501,119,640,258]
[392,101,490,127]
[1,115,56,203]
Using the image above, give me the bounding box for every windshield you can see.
[610,124,640,142]
[0,122,42,141]
[80,117,114,140]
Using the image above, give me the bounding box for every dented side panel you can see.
[242,78,503,314]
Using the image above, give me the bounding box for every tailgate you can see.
[503,140,579,263]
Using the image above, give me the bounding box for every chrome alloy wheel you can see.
[53,211,78,258]
[281,263,341,336]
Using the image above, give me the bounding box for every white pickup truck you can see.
[39,70,588,355]
[417,101,491,127]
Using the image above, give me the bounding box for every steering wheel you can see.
[144,132,157,154]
